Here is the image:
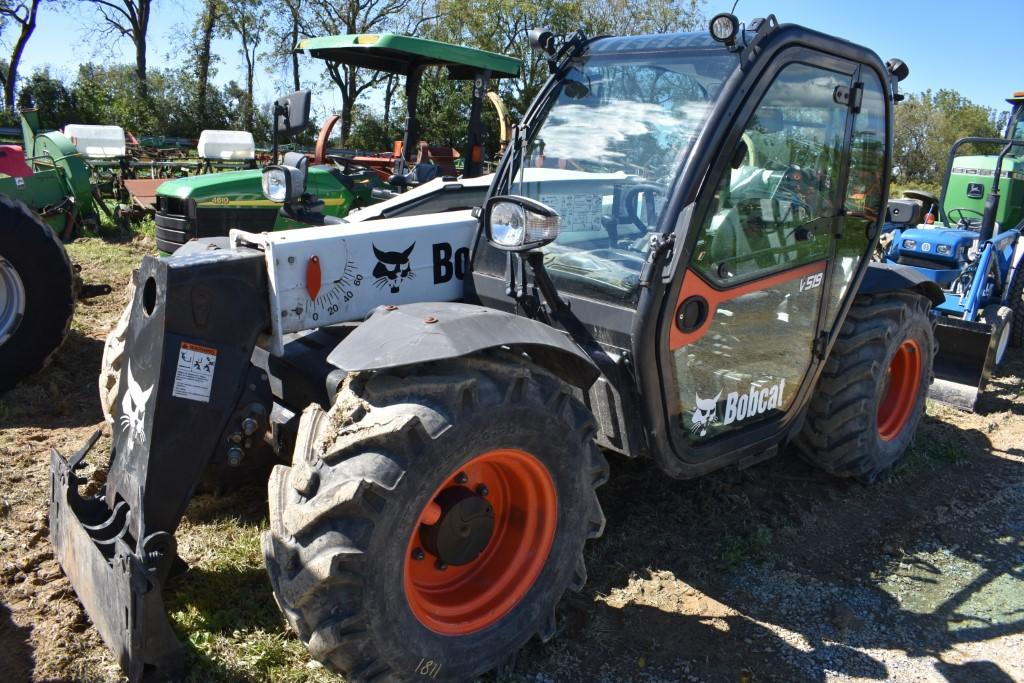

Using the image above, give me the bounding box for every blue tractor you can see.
[880,92,1024,409]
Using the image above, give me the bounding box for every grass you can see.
[167,511,338,683]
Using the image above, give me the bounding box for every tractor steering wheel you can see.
[947,207,984,228]
[622,182,668,233]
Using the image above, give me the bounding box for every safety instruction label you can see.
[172,341,218,403]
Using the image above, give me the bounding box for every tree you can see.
[16,66,76,126]
[0,0,43,112]
[223,0,268,132]
[301,0,414,142]
[265,0,303,92]
[83,0,153,96]
[893,89,1008,192]
[191,0,223,130]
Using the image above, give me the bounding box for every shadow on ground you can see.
[0,331,105,430]
[496,379,1024,682]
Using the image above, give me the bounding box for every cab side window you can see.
[691,63,849,284]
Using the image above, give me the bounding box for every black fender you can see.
[327,302,600,389]
[858,261,944,306]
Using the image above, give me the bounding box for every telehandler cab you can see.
[51,15,941,682]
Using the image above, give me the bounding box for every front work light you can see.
[261,164,305,204]
[484,195,560,252]
[709,13,739,48]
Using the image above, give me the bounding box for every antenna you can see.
[731,0,740,13]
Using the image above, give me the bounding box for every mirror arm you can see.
[525,251,568,314]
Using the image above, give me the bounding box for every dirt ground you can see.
[1,236,1022,683]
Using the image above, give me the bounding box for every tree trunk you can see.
[342,67,357,143]
[245,55,255,131]
[196,1,218,127]
[4,0,41,112]
[289,4,300,91]
[135,0,151,97]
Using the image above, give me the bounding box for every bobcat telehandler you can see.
[50,14,941,682]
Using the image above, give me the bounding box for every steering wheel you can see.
[947,207,983,228]
[622,182,668,232]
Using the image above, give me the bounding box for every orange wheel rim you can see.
[403,448,557,635]
[877,339,922,441]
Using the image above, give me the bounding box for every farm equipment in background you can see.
[65,123,260,218]
[0,111,110,391]
[51,15,943,683]
[878,91,1024,410]
[152,32,521,254]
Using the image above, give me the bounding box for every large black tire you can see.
[1007,263,1024,348]
[0,195,75,392]
[796,292,935,483]
[263,355,608,682]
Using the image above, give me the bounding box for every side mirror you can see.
[484,195,560,252]
[262,153,308,203]
[274,90,311,136]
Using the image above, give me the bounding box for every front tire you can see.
[797,292,934,483]
[263,355,608,682]
[1006,263,1024,348]
[0,195,75,392]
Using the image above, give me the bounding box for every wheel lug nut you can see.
[455,472,468,485]
[412,548,425,561]
[435,559,448,571]
[476,484,489,497]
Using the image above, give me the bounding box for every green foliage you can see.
[893,88,1008,189]
[15,63,270,140]
[345,104,397,152]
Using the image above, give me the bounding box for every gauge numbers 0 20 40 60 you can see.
[309,259,363,322]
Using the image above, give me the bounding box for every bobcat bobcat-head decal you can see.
[372,243,415,293]
[120,361,154,451]
[691,391,721,437]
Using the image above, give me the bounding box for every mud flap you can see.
[931,309,1011,411]
[50,434,183,683]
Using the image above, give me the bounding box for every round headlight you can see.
[262,168,288,203]
[709,13,739,43]
[490,201,527,247]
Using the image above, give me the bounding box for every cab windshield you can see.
[501,38,738,306]
[1010,103,1024,144]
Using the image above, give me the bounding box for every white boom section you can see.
[230,211,477,355]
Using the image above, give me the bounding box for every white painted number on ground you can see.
[799,272,824,292]
[172,341,218,403]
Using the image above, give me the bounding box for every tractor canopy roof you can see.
[296,33,521,80]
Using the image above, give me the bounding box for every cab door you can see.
[663,51,860,450]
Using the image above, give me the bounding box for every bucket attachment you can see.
[50,434,184,682]
[930,310,1010,411]
[48,247,272,682]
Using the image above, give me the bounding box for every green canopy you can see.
[296,33,521,80]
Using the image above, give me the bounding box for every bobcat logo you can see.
[120,361,153,451]
[372,243,415,293]
[690,391,721,437]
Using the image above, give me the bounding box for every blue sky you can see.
[11,0,1024,123]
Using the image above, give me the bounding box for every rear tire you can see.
[0,195,75,392]
[796,292,934,483]
[262,355,608,682]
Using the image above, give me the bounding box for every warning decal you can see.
[173,341,218,403]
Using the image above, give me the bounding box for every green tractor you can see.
[0,111,104,391]
[153,33,521,253]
